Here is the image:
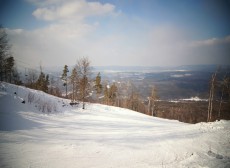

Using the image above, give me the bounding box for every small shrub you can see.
[28,92,35,104]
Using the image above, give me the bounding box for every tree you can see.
[49,76,62,97]
[224,77,230,99]
[12,67,22,85]
[103,83,118,105]
[36,71,45,91]
[104,83,109,105]
[148,86,159,116]
[61,65,69,98]
[45,74,49,93]
[76,57,91,109]
[4,56,14,82]
[127,84,140,111]
[70,68,78,102]
[218,76,230,119]
[207,69,218,122]
[26,69,38,88]
[36,71,49,93]
[94,72,103,101]
[0,25,13,81]
[109,83,117,105]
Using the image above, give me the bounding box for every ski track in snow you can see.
[0,82,230,168]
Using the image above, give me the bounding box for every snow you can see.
[0,82,230,168]
[181,96,208,102]
[170,73,192,78]
[168,96,208,103]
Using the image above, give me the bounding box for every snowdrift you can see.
[0,82,230,168]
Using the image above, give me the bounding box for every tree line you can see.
[61,57,91,109]
[0,25,59,96]
[0,25,19,84]
[207,67,230,121]
[1,24,229,122]
[62,60,230,122]
[61,61,159,112]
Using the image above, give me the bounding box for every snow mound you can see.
[0,82,72,113]
[0,82,230,168]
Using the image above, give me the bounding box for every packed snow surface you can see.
[0,82,230,168]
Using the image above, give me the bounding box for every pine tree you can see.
[0,26,15,82]
[70,68,78,102]
[35,70,49,93]
[109,83,117,105]
[12,67,22,85]
[61,65,69,98]
[4,56,14,82]
[94,72,103,101]
[104,83,109,105]
[45,74,49,93]
[36,72,46,91]
[27,69,38,89]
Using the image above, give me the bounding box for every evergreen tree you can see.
[27,69,38,89]
[61,65,69,98]
[0,26,13,82]
[4,56,14,82]
[12,67,22,85]
[103,83,117,105]
[45,74,49,93]
[36,72,49,93]
[94,72,103,100]
[36,72,46,91]
[104,83,109,104]
[109,83,117,103]
[70,68,78,102]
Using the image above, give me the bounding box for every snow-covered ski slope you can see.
[0,82,230,168]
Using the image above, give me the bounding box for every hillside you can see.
[0,82,230,168]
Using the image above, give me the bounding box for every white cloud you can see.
[7,22,96,68]
[9,23,230,68]
[32,0,115,21]
[190,35,230,48]
[7,0,118,68]
[8,1,230,68]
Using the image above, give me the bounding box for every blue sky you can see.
[0,0,230,67]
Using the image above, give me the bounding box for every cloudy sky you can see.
[0,0,230,68]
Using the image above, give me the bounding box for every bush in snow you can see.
[27,92,35,104]
[27,91,58,113]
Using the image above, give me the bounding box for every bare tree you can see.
[127,84,140,111]
[75,57,91,109]
[116,82,121,107]
[207,69,218,122]
[218,76,230,119]
[12,67,22,85]
[148,86,158,116]
[27,69,38,88]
